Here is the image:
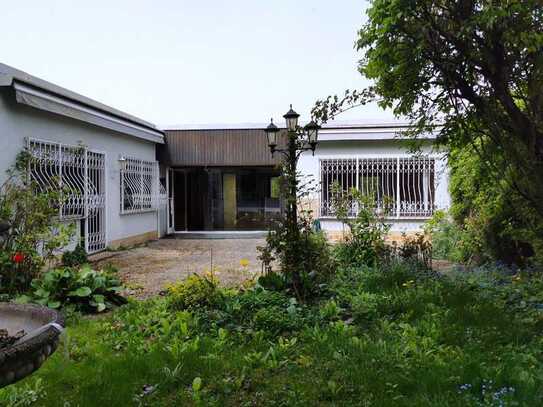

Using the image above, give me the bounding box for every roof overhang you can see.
[13,82,164,144]
[0,63,163,144]
[318,125,438,141]
[162,120,440,141]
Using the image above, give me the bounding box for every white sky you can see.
[1,0,395,127]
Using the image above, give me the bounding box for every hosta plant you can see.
[19,265,126,313]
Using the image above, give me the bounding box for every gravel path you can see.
[91,238,265,299]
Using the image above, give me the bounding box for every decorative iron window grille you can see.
[27,138,106,253]
[320,156,435,218]
[120,157,160,214]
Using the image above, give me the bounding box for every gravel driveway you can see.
[91,238,265,299]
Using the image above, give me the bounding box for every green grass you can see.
[2,262,543,406]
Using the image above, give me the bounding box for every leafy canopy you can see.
[356,0,543,216]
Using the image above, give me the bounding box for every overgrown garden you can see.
[1,0,543,405]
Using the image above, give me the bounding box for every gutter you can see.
[12,81,164,144]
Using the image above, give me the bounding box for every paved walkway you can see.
[91,238,265,299]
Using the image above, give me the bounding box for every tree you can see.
[312,0,543,265]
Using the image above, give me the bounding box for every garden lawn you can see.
[2,262,543,406]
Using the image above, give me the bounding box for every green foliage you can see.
[258,210,333,300]
[448,142,543,266]
[167,273,225,311]
[256,271,286,291]
[313,0,543,267]
[0,151,74,294]
[61,244,88,267]
[252,305,298,335]
[356,0,543,217]
[424,210,467,262]
[330,184,390,268]
[6,260,543,406]
[0,378,46,406]
[396,232,433,269]
[20,265,125,313]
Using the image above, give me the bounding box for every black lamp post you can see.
[264,106,320,293]
[265,105,320,158]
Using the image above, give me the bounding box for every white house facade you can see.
[0,63,166,253]
[0,63,451,253]
[297,122,450,241]
[161,122,451,240]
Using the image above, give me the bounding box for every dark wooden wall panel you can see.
[160,129,286,167]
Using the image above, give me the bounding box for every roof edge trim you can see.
[13,82,164,144]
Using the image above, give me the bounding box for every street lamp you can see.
[305,120,320,152]
[283,104,300,132]
[265,119,280,155]
[264,105,320,157]
[263,105,321,297]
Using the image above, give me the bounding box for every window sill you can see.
[120,208,158,216]
[318,215,433,221]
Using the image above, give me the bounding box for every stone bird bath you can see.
[0,303,64,388]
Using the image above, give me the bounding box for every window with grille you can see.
[320,157,435,218]
[120,157,159,214]
[27,138,107,253]
[28,139,88,219]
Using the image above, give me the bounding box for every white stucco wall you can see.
[297,137,450,234]
[0,89,159,248]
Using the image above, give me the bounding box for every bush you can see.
[258,211,333,300]
[395,233,433,269]
[350,292,380,323]
[20,265,126,313]
[257,271,286,291]
[62,244,88,267]
[231,289,290,317]
[447,142,543,267]
[424,210,469,262]
[167,274,224,311]
[0,152,74,294]
[330,185,390,268]
[252,305,298,335]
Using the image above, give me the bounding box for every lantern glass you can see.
[283,105,300,132]
[305,121,320,144]
[286,116,298,131]
[308,128,317,143]
[267,131,277,147]
[265,119,279,148]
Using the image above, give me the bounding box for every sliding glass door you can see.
[173,167,281,231]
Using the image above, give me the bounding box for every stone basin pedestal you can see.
[0,303,64,388]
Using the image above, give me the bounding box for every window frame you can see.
[319,155,436,219]
[120,156,159,215]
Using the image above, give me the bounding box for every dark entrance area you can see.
[171,167,281,231]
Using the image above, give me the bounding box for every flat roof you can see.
[0,63,162,136]
[161,118,414,131]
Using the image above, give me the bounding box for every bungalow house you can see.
[160,122,450,241]
[0,63,450,253]
[0,63,165,253]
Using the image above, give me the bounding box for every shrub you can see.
[447,142,543,267]
[0,152,74,294]
[395,233,433,269]
[424,210,468,262]
[330,185,390,268]
[257,271,286,291]
[62,244,88,267]
[167,274,224,311]
[350,292,380,323]
[20,265,126,313]
[231,288,291,317]
[258,210,333,300]
[252,305,298,335]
